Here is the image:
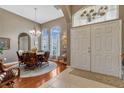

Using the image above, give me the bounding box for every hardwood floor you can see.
[2,62,67,88]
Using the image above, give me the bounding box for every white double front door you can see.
[71,20,121,78]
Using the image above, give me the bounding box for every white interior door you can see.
[71,26,91,71]
[91,20,121,77]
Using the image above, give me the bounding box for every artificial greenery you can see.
[0,47,3,54]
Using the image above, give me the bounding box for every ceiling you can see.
[0,5,64,24]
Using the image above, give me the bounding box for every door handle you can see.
[88,47,91,53]
[88,50,91,53]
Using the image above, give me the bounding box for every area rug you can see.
[70,69,124,88]
[14,61,57,78]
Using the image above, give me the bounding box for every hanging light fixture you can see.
[29,8,41,37]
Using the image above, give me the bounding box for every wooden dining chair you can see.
[16,51,24,67]
[22,52,37,70]
[43,51,50,65]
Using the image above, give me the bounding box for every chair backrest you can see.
[44,51,50,60]
[16,51,20,59]
[16,51,23,62]
[22,52,37,65]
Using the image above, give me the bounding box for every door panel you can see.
[91,20,121,77]
[71,26,91,71]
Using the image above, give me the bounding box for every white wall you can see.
[0,8,40,63]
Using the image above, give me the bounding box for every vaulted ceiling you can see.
[0,5,64,24]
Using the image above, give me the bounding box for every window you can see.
[41,29,49,51]
[50,27,61,58]
[72,5,119,27]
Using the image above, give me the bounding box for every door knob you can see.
[88,50,91,53]
[88,47,91,53]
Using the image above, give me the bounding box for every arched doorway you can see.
[18,33,31,51]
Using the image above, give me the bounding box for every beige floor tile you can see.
[49,79,79,88]
[40,76,59,88]
[40,84,50,88]
[40,68,114,88]
[50,74,113,88]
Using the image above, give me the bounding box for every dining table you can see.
[21,51,45,69]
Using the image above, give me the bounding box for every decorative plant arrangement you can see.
[0,47,4,54]
[98,6,108,16]
[80,5,108,22]
[0,47,7,63]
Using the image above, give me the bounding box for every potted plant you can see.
[0,47,4,63]
[0,47,7,63]
[0,47,3,54]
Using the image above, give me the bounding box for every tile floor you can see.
[40,67,114,88]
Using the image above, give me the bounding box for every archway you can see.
[18,32,31,51]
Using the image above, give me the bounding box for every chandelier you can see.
[29,8,41,37]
